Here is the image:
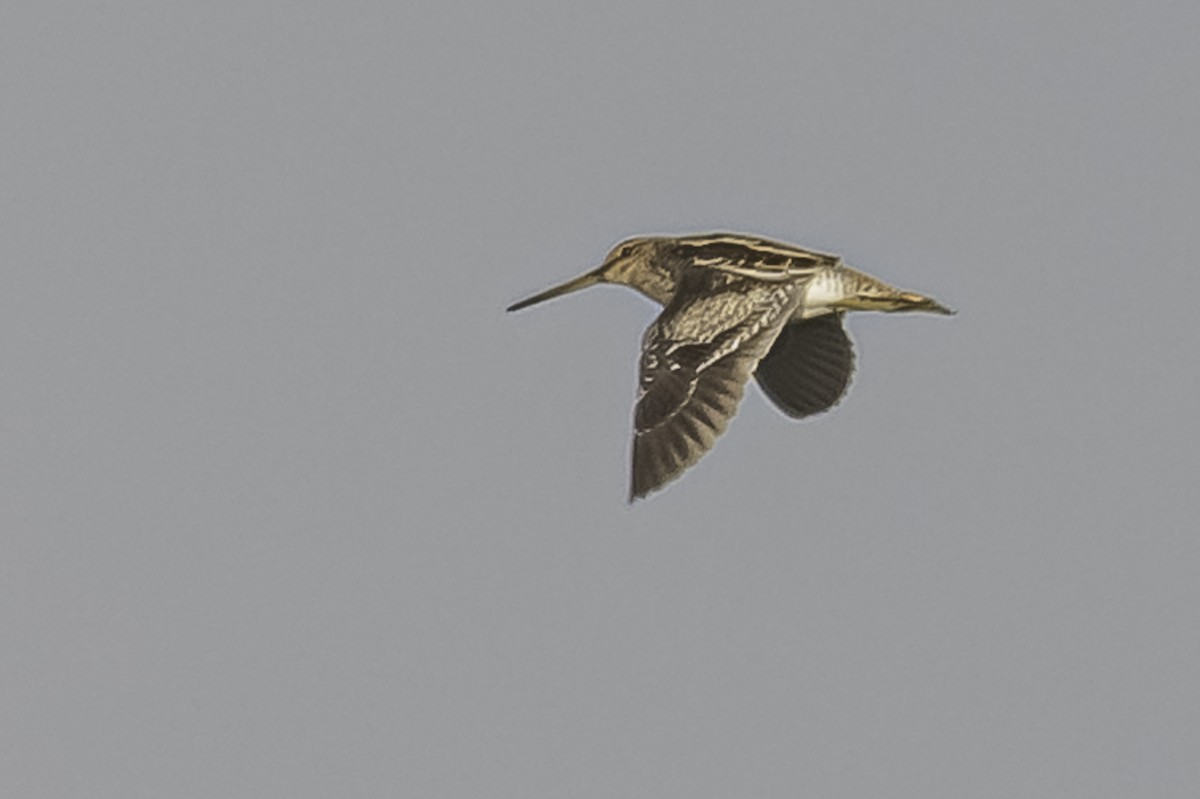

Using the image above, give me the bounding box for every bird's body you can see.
[508,233,953,500]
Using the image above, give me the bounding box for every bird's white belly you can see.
[797,271,846,319]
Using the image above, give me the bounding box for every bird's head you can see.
[595,236,661,285]
[506,237,663,312]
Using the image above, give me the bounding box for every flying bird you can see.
[507,233,953,500]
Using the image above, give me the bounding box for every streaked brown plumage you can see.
[507,233,954,500]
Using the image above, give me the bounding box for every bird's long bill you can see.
[506,267,604,312]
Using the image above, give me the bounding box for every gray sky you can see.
[2,2,1198,796]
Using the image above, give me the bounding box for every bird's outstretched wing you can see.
[630,267,806,500]
[754,312,856,419]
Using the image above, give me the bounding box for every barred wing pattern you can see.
[630,267,806,500]
[755,312,856,419]
[672,234,835,282]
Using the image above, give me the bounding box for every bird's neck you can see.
[610,256,679,306]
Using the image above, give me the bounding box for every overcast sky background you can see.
[2,2,1198,797]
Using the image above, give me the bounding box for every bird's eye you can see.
[619,247,633,259]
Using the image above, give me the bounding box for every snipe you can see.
[508,233,953,500]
